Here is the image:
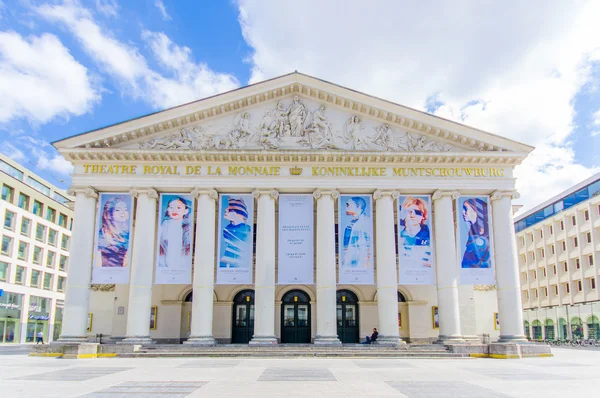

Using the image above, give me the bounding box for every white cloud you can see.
[154,0,171,21]
[0,142,25,161]
[95,0,118,17]
[36,1,238,109]
[0,30,99,124]
[35,152,74,175]
[237,0,600,212]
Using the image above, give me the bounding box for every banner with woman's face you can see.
[92,193,134,284]
[456,196,496,284]
[338,194,374,284]
[397,195,435,285]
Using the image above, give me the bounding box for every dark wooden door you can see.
[231,290,254,344]
[281,290,311,343]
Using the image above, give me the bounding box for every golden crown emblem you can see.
[289,166,303,176]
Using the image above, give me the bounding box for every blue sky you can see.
[1,0,600,212]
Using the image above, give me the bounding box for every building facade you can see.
[515,174,600,341]
[0,154,73,343]
[53,73,532,345]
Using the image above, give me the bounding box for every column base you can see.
[436,335,466,345]
[498,334,528,343]
[249,336,278,345]
[313,335,342,346]
[118,336,154,345]
[184,336,217,346]
[56,336,89,343]
[374,336,406,347]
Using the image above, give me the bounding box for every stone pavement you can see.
[0,348,598,397]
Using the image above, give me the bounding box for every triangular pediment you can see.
[53,72,533,160]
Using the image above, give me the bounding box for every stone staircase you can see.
[119,343,470,358]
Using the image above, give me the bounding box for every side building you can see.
[515,174,600,341]
[0,154,73,343]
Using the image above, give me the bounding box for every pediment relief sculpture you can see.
[137,96,454,152]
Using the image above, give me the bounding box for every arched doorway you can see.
[531,320,542,340]
[231,290,254,344]
[180,291,193,342]
[280,290,311,343]
[571,317,584,339]
[337,290,359,343]
[544,319,555,340]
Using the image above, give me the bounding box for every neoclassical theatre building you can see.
[54,73,532,346]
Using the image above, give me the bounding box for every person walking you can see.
[36,331,44,344]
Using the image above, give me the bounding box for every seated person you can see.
[361,328,378,344]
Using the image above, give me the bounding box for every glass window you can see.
[58,213,68,229]
[585,210,590,221]
[1,184,14,202]
[15,265,24,284]
[543,205,554,217]
[46,207,56,223]
[61,235,70,250]
[576,258,580,269]
[0,261,7,281]
[17,193,29,210]
[33,246,42,264]
[577,280,583,292]
[30,269,40,287]
[572,215,577,226]
[25,177,51,196]
[32,200,43,217]
[589,255,594,266]
[59,255,67,271]
[46,251,55,268]
[592,278,596,290]
[0,159,24,180]
[35,224,46,242]
[57,276,65,292]
[52,192,69,205]
[17,241,28,260]
[43,273,52,290]
[20,218,31,236]
[48,229,57,246]
[1,235,13,255]
[4,210,15,230]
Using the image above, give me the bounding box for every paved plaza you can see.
[0,347,598,397]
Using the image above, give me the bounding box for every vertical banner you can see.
[456,196,495,284]
[155,194,194,284]
[338,194,374,284]
[397,195,435,284]
[216,194,254,284]
[278,194,314,284]
[93,193,133,284]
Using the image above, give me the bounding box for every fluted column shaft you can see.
[491,191,527,342]
[313,189,342,345]
[432,190,464,343]
[58,187,98,342]
[122,188,158,344]
[374,190,404,346]
[185,189,218,346]
[250,189,278,345]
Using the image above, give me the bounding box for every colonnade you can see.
[59,187,526,345]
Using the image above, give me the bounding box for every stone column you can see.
[121,188,158,344]
[491,190,527,342]
[432,190,464,343]
[373,190,404,346]
[58,187,97,342]
[313,189,342,345]
[250,189,278,345]
[185,188,218,346]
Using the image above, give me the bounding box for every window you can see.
[30,269,40,288]
[565,283,570,294]
[521,237,525,246]
[57,276,65,292]
[58,213,68,229]
[543,268,547,277]
[53,192,69,205]
[43,273,52,290]
[534,289,539,298]
[530,233,534,243]
[551,245,555,254]
[48,229,57,246]
[35,224,46,242]
[562,241,566,251]
[46,251,55,268]
[576,259,580,269]
[1,184,14,202]
[523,272,528,282]
[20,218,30,236]
[549,225,553,235]
[587,232,592,243]
[525,290,529,299]
[531,252,536,261]
[572,215,577,226]
[553,265,557,274]
[533,270,537,279]
[58,255,67,271]
[554,285,559,295]
[539,230,543,239]
[61,235,70,250]
[592,278,597,290]
[3,210,15,230]
[560,221,565,230]
[46,207,56,223]
[577,280,583,292]
[541,248,545,258]
[544,287,548,297]
[0,261,7,281]
[17,193,29,210]
[564,262,568,272]
[585,210,590,221]
[15,265,24,284]
[17,241,28,260]
[1,235,12,255]
[32,200,43,217]
[33,246,43,264]
[589,255,594,266]
[574,237,578,248]
[26,177,51,196]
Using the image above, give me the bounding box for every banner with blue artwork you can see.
[338,194,374,284]
[456,196,496,285]
[278,194,314,284]
[397,195,435,284]
[216,194,254,284]
[92,193,133,284]
[155,194,194,284]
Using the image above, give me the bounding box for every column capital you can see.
[191,187,218,200]
[432,190,460,201]
[129,188,158,200]
[491,190,520,201]
[66,186,98,199]
[313,189,339,200]
[252,189,279,200]
[373,189,399,201]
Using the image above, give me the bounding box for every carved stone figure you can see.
[139,130,195,150]
[344,115,363,147]
[408,134,451,152]
[287,95,307,137]
[372,123,395,150]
